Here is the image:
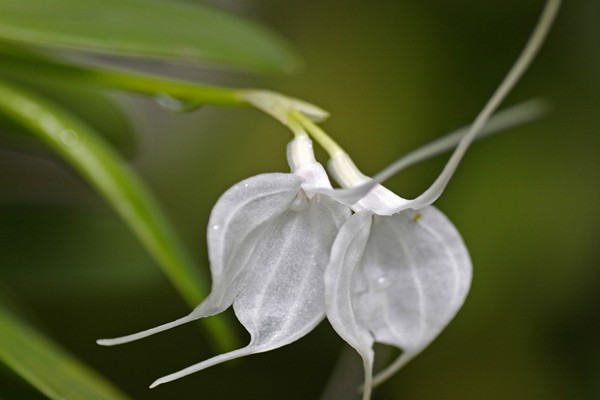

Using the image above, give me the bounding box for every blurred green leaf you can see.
[0,206,164,299]
[0,298,132,400]
[0,46,246,107]
[0,82,136,156]
[0,47,136,154]
[0,80,237,351]
[0,0,301,74]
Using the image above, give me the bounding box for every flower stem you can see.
[289,110,345,158]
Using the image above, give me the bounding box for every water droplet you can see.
[39,114,60,134]
[212,224,220,231]
[60,130,79,147]
[243,183,249,188]
[154,93,202,113]
[375,275,392,289]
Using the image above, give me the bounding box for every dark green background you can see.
[1,1,598,399]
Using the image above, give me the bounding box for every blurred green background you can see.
[1,0,599,399]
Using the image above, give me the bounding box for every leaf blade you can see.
[0,0,301,74]
[0,46,245,107]
[0,298,131,400]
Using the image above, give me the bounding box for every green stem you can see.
[88,70,245,106]
[289,110,345,157]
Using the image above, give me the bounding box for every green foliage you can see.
[0,0,303,394]
[0,71,136,155]
[0,46,246,107]
[0,0,300,74]
[0,295,131,400]
[0,80,236,350]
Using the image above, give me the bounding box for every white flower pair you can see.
[97,130,470,398]
[97,2,559,399]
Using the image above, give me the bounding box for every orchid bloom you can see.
[324,153,472,400]
[97,134,349,387]
[313,1,560,398]
[97,1,559,398]
[96,97,544,389]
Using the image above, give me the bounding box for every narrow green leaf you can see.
[0,0,301,74]
[0,80,237,351]
[0,297,131,400]
[0,46,246,107]
[0,80,136,156]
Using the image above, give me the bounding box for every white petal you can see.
[97,173,303,346]
[152,184,350,386]
[325,207,471,397]
[233,190,348,346]
[324,211,376,400]
[204,161,341,313]
[351,184,409,215]
[187,170,318,320]
[207,173,301,279]
[360,207,471,387]
[99,148,352,383]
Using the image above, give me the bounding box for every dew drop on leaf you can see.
[60,130,79,147]
[154,93,202,113]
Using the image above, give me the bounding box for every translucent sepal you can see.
[98,172,303,346]
[324,211,376,400]
[151,186,348,386]
[99,148,350,386]
[325,207,471,398]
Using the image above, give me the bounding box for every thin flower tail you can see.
[149,344,271,388]
[396,0,561,212]
[323,0,560,215]
[97,315,196,346]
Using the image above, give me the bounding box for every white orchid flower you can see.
[98,134,350,387]
[324,155,472,400]
[97,1,559,397]
[297,2,560,399]
[96,95,543,390]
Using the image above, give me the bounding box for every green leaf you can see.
[0,83,136,156]
[0,80,237,351]
[0,46,246,107]
[0,296,131,400]
[0,0,301,74]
